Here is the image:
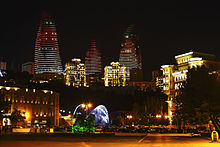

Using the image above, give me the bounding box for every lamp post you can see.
[127,115,133,127]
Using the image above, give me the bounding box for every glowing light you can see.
[6,87,10,90]
[81,104,86,108]
[164,115,169,119]
[87,103,92,108]
[127,115,133,119]
[189,57,202,61]
[175,51,193,58]
[25,112,30,120]
[156,114,162,118]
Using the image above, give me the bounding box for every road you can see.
[0,134,219,147]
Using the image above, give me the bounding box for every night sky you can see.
[1,1,220,80]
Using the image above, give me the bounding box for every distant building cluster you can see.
[29,13,144,88]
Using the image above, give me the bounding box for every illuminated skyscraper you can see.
[104,62,127,87]
[85,40,102,76]
[34,12,63,74]
[64,59,86,87]
[119,25,142,70]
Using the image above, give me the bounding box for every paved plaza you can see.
[0,133,219,147]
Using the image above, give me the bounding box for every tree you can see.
[174,66,220,130]
[10,109,25,127]
[0,92,11,122]
[132,88,168,126]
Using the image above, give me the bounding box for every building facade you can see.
[22,62,34,74]
[104,62,127,87]
[0,86,59,127]
[158,51,220,124]
[64,58,86,87]
[34,12,63,74]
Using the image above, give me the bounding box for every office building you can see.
[64,59,86,87]
[104,62,127,87]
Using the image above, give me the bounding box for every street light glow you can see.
[88,103,92,108]
[81,104,86,108]
[127,115,133,119]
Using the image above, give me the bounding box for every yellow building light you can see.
[6,87,11,90]
[25,112,30,120]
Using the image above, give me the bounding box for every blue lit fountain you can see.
[73,104,109,127]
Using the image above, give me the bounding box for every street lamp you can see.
[156,114,162,118]
[81,104,86,108]
[127,115,133,119]
[87,103,92,108]
[126,115,133,127]
[164,115,169,119]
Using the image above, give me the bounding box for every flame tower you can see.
[85,40,102,75]
[34,12,63,74]
[119,25,142,70]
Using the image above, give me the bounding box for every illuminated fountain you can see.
[90,105,109,127]
[73,104,109,127]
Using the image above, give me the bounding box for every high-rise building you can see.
[85,40,102,75]
[0,61,7,71]
[34,12,63,74]
[104,62,127,87]
[22,62,34,74]
[119,25,142,81]
[64,59,86,87]
[85,40,102,87]
[119,25,142,70]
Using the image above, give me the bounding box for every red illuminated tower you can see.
[119,25,142,70]
[85,40,102,75]
[34,12,63,74]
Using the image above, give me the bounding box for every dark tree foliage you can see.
[0,70,32,87]
[173,66,220,130]
[0,92,11,121]
[10,109,25,127]
[132,88,168,125]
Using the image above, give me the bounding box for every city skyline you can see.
[2,2,220,80]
